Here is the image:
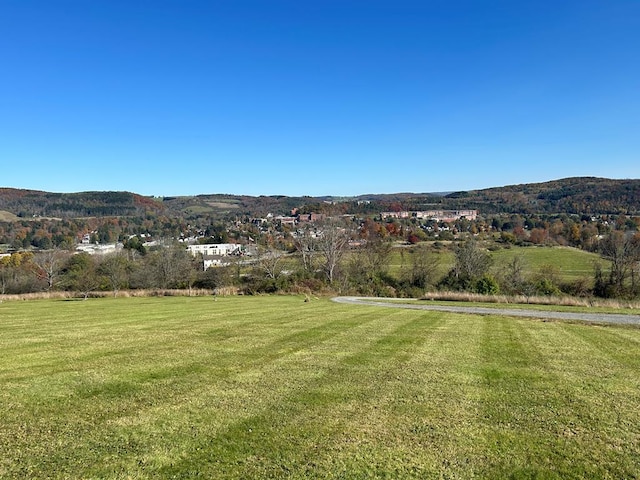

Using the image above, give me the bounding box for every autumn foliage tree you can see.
[0,252,35,294]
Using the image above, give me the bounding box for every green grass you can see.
[491,245,602,281]
[1,296,639,478]
[387,247,452,278]
[389,244,602,283]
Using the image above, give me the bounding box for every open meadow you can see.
[490,246,603,282]
[387,244,601,283]
[1,295,639,478]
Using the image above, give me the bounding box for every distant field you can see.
[0,210,18,222]
[184,205,217,214]
[388,246,452,278]
[389,245,601,282]
[491,246,602,281]
[183,201,242,215]
[205,201,240,209]
[1,296,638,478]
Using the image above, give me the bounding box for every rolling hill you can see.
[0,177,638,220]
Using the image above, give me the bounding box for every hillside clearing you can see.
[0,210,18,222]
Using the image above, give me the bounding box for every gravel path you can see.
[332,296,640,326]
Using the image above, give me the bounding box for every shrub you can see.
[560,277,592,297]
[535,278,561,296]
[474,275,500,295]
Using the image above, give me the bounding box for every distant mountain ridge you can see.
[0,177,638,219]
[0,188,164,218]
[439,177,640,215]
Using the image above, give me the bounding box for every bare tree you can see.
[599,231,640,296]
[405,244,440,289]
[99,253,130,296]
[33,248,68,291]
[293,225,318,272]
[452,239,492,281]
[183,256,202,296]
[0,262,7,295]
[440,239,493,291]
[363,238,392,278]
[346,238,393,292]
[257,246,284,280]
[171,247,201,293]
[499,255,528,295]
[317,219,351,284]
[147,245,197,290]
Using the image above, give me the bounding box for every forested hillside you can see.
[1,177,639,219]
[439,177,640,214]
[0,189,164,218]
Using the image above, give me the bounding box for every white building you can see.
[187,243,240,257]
[203,256,233,269]
[381,209,478,221]
[76,243,122,255]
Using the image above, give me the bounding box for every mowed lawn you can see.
[1,296,639,479]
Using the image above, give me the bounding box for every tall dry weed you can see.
[420,291,640,309]
[0,289,216,302]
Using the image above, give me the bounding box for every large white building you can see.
[187,243,240,257]
[187,243,242,270]
[381,209,478,221]
[76,243,122,255]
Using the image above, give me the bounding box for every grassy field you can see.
[0,210,19,222]
[388,247,452,279]
[490,246,602,281]
[389,245,601,282]
[1,296,639,479]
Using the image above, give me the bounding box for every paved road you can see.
[332,296,640,326]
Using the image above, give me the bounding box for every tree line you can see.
[2,218,639,301]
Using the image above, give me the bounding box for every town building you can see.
[187,243,241,257]
[381,209,478,221]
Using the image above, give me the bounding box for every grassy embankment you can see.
[1,295,639,478]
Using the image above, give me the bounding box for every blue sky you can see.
[1,1,639,196]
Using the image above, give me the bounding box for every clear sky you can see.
[1,1,639,197]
